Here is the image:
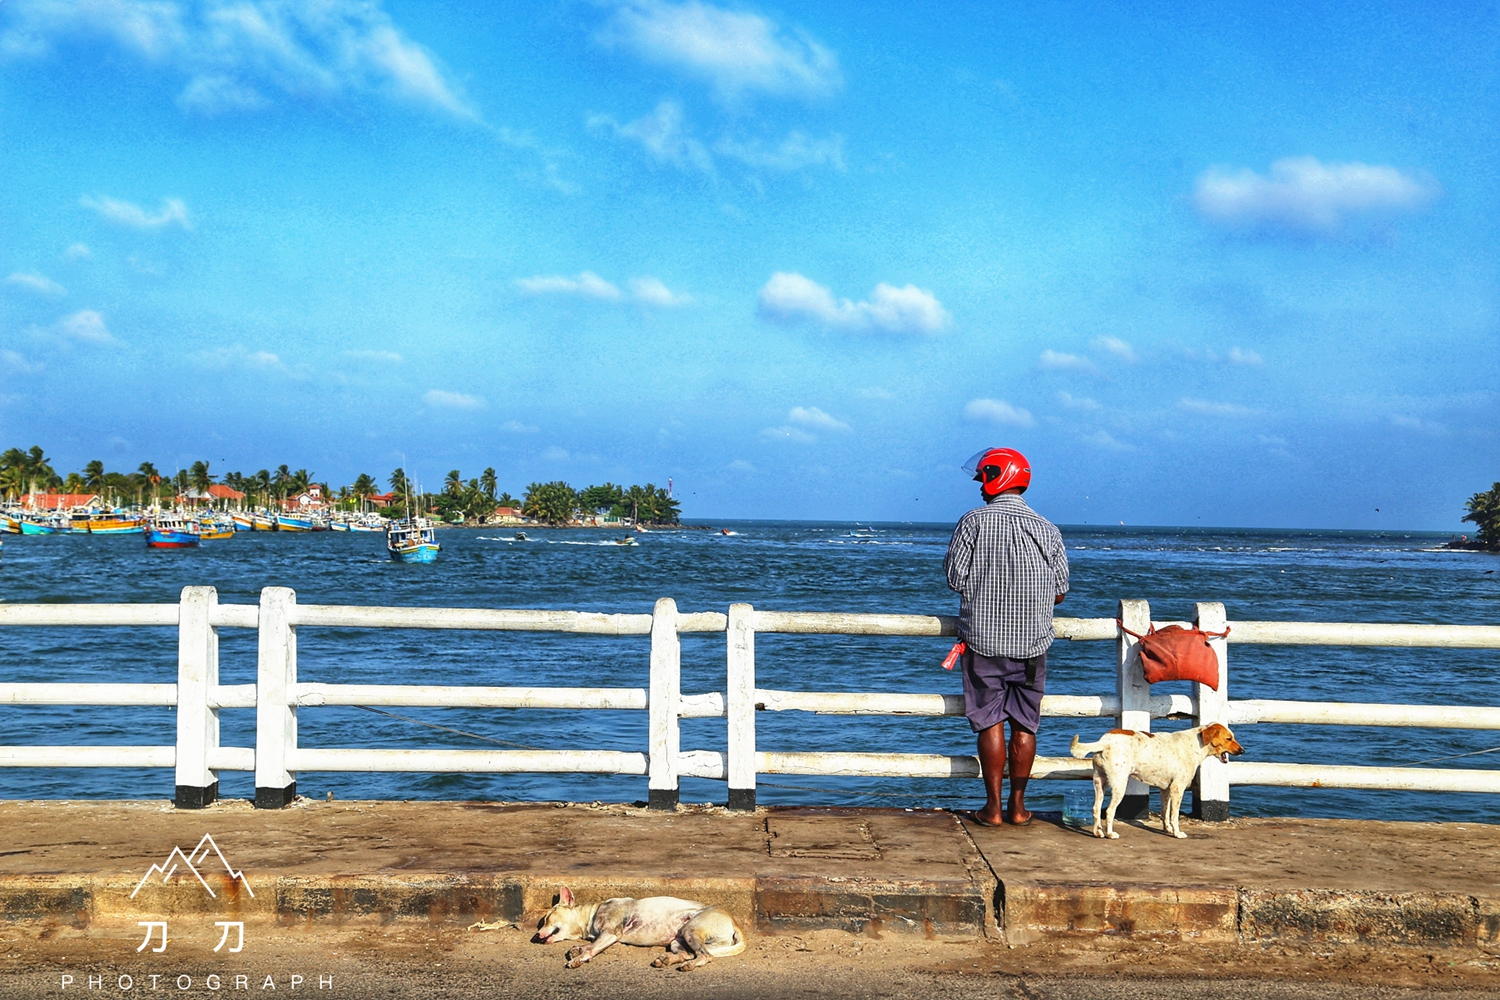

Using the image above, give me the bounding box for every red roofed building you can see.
[208,484,245,501]
[368,492,397,509]
[21,493,102,511]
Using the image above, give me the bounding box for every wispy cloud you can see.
[598,0,841,101]
[0,350,43,374]
[1178,397,1258,418]
[48,310,114,345]
[761,425,816,443]
[500,420,539,433]
[1056,391,1100,411]
[516,271,689,306]
[757,272,948,335]
[3,0,475,119]
[628,276,691,307]
[80,195,191,230]
[1037,349,1096,374]
[63,243,92,260]
[726,458,755,473]
[344,349,403,363]
[1228,346,1263,366]
[787,406,849,431]
[1091,336,1135,363]
[517,271,622,300]
[1193,156,1440,236]
[1081,430,1133,451]
[963,398,1034,427]
[424,390,485,410]
[5,272,66,296]
[588,101,713,173]
[715,131,844,172]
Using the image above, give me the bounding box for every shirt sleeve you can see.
[944,515,976,595]
[1050,526,1070,596]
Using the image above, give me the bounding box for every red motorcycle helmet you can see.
[963,447,1031,498]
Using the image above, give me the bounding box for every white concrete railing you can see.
[0,589,1497,817]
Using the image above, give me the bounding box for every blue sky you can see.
[1,1,1495,528]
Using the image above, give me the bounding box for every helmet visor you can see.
[962,448,996,476]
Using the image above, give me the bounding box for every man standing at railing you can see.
[944,447,1069,827]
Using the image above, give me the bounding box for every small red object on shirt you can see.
[941,640,966,670]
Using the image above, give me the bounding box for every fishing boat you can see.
[386,516,439,563]
[199,516,235,541]
[88,512,145,535]
[330,517,350,531]
[146,512,200,549]
[348,513,386,532]
[231,512,254,531]
[276,512,314,531]
[310,512,331,531]
[0,513,21,533]
[251,512,276,531]
[19,514,64,535]
[65,511,92,533]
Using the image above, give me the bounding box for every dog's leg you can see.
[671,924,716,972]
[1091,768,1105,838]
[1165,782,1187,838]
[1101,763,1126,839]
[651,944,690,969]
[565,932,618,969]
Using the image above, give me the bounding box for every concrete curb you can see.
[5,872,1497,949]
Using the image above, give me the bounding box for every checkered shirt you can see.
[944,494,1070,659]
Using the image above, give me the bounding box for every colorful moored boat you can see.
[276,513,314,531]
[251,513,276,531]
[146,513,200,548]
[19,514,64,535]
[386,517,439,563]
[231,512,254,531]
[88,512,145,535]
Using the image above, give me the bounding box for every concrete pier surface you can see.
[1,799,1498,996]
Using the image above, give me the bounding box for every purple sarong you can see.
[961,650,1046,734]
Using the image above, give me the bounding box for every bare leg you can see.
[1007,724,1036,824]
[974,723,1006,825]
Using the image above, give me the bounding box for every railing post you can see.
[1193,601,1231,821]
[726,603,756,811]
[255,587,298,809]
[175,586,219,809]
[1115,598,1152,819]
[647,597,680,810]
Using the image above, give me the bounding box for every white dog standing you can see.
[1069,723,1244,839]
[534,887,747,971]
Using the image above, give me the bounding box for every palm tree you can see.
[1463,483,1500,549]
[523,481,578,525]
[272,465,291,501]
[480,467,497,501]
[352,473,376,507]
[189,461,213,493]
[83,460,106,495]
[444,469,463,496]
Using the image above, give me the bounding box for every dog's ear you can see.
[1201,723,1229,744]
[558,886,574,906]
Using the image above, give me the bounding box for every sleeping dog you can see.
[1070,723,1244,839]
[534,887,746,971]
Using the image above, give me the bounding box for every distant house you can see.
[282,485,327,510]
[180,484,247,507]
[369,492,397,509]
[21,492,102,511]
[493,505,526,525]
[208,484,246,501]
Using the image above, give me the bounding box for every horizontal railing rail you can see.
[0,589,1495,816]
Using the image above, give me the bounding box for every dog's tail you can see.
[1070,734,1106,759]
[708,924,748,958]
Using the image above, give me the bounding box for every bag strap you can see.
[1116,619,1232,641]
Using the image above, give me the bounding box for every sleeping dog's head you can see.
[1200,723,1244,763]
[534,886,589,944]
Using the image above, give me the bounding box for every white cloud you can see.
[516,271,622,301]
[1037,349,1096,373]
[64,243,92,259]
[726,459,755,473]
[1389,414,1444,434]
[344,349,403,363]
[1081,430,1133,451]
[787,406,849,431]
[2,0,474,119]
[1228,346,1263,366]
[0,350,43,374]
[588,101,713,173]
[1193,156,1439,236]
[859,387,894,400]
[500,420,539,434]
[627,276,691,307]
[52,310,114,344]
[424,390,485,410]
[246,350,281,369]
[963,398,1034,427]
[598,0,841,101]
[80,195,191,230]
[715,131,845,172]
[761,425,816,443]
[757,272,948,335]
[542,445,571,462]
[1056,391,1100,411]
[1091,336,1135,362]
[1178,397,1258,418]
[5,272,66,296]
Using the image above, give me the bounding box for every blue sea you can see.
[1,521,1496,822]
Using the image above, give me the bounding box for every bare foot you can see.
[1006,806,1033,826]
[967,809,1004,827]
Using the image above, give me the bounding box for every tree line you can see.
[0,445,683,525]
[1463,482,1500,550]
